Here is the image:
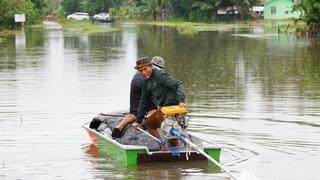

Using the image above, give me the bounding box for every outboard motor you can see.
[160,106,189,156]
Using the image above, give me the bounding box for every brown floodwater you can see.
[0,22,319,180]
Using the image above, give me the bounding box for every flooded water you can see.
[0,22,319,180]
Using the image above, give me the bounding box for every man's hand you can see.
[132,122,142,129]
[179,102,187,109]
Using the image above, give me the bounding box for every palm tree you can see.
[225,0,258,20]
[141,0,161,20]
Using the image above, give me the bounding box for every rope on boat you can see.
[138,126,238,179]
[181,137,238,180]
[137,127,163,144]
[185,141,192,160]
[100,112,237,179]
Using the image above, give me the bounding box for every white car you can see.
[93,13,110,22]
[67,12,89,21]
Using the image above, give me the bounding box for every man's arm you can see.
[156,71,185,103]
[135,83,151,124]
[129,79,143,116]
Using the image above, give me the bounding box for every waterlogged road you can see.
[0,23,319,180]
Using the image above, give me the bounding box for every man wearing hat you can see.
[132,57,187,139]
[111,56,165,138]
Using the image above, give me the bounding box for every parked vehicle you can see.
[67,12,89,21]
[93,13,110,22]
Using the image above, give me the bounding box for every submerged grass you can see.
[0,22,46,37]
[134,19,307,35]
[0,19,307,36]
[134,20,258,34]
[58,19,118,34]
[263,19,307,33]
[0,19,118,37]
[0,30,18,36]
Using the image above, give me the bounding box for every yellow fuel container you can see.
[161,105,187,116]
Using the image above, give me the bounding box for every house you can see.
[264,0,301,19]
[217,6,239,15]
[252,6,264,18]
[217,6,240,20]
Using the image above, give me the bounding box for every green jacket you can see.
[136,69,185,124]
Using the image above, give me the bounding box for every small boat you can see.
[82,112,221,166]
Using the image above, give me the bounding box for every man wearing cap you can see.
[111,56,165,138]
[132,57,187,139]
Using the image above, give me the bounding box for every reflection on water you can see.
[84,143,223,180]
[15,32,26,51]
[0,24,319,180]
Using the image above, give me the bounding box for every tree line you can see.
[0,0,46,29]
[61,0,259,21]
[0,0,320,30]
[293,0,320,30]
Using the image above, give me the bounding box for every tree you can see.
[61,0,82,15]
[43,0,63,15]
[293,0,320,28]
[81,0,115,15]
[222,0,258,20]
[62,0,120,16]
[142,0,162,20]
[31,0,47,15]
[189,0,218,21]
[0,0,40,29]
[96,0,258,21]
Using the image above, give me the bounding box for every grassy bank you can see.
[0,30,19,36]
[263,19,307,34]
[0,19,118,36]
[57,19,118,34]
[134,19,307,34]
[1,19,307,36]
[135,20,230,33]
